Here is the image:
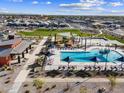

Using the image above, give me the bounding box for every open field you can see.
[18,29,124,43]
[18,80,124,93]
[18,29,93,37]
[98,34,124,43]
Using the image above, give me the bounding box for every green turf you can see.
[98,34,124,43]
[18,29,93,37]
[18,28,124,43]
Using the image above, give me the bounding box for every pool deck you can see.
[45,46,124,70]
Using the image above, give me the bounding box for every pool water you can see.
[61,50,122,62]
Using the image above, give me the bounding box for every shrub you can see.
[108,75,117,91]
[33,78,44,89]
[24,90,30,93]
[80,86,87,93]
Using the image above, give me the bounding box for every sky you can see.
[0,0,124,15]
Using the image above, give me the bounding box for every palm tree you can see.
[90,57,100,68]
[99,49,110,71]
[54,33,57,43]
[114,44,117,50]
[90,35,92,46]
[35,57,43,65]
[63,56,71,70]
[84,38,87,51]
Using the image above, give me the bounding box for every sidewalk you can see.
[26,77,124,83]
[8,37,48,93]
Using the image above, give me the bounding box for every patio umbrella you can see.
[99,49,110,55]
[63,56,72,70]
[46,51,54,57]
[90,57,101,67]
[116,57,124,68]
[116,57,124,62]
[90,57,101,62]
[63,56,71,62]
[99,49,110,71]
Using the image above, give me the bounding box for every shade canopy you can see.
[11,40,33,54]
[46,51,54,56]
[63,56,72,63]
[99,49,110,55]
[116,57,124,62]
[90,56,101,62]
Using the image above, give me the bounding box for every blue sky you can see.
[0,0,124,15]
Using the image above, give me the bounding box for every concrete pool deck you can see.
[75,37,124,46]
[45,46,124,70]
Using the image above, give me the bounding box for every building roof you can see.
[0,40,33,57]
[11,40,33,54]
[0,38,21,46]
[0,48,12,57]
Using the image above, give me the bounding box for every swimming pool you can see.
[61,50,122,62]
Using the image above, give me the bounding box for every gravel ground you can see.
[18,81,124,93]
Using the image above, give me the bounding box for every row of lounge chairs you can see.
[57,48,81,50]
[80,65,124,71]
[58,66,77,70]
[56,65,124,71]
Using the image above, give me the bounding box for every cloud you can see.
[0,8,9,13]
[110,2,123,7]
[60,0,106,9]
[32,1,39,5]
[59,0,106,13]
[46,1,52,5]
[80,0,105,5]
[111,10,124,13]
[57,9,81,13]
[72,7,105,13]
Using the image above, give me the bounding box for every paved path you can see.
[8,37,48,93]
[26,77,124,83]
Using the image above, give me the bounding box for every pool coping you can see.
[45,46,124,70]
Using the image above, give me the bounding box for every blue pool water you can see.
[61,50,122,62]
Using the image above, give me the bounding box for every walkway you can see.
[26,77,124,83]
[8,37,48,93]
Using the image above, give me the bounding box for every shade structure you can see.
[11,40,33,54]
[99,49,110,55]
[90,56,101,62]
[63,56,72,63]
[46,51,54,57]
[116,57,124,62]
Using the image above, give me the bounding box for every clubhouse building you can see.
[0,38,33,65]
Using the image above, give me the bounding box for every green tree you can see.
[35,57,43,65]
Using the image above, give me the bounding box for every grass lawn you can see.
[18,29,93,37]
[98,34,124,43]
[18,28,124,43]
